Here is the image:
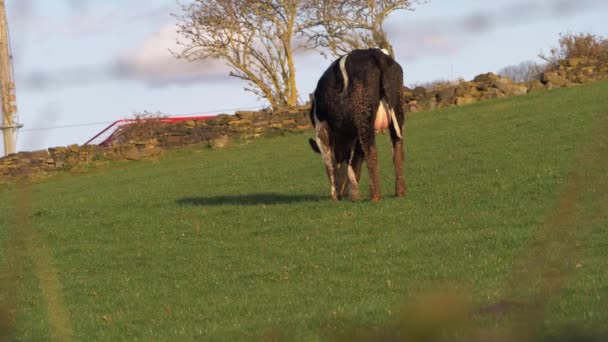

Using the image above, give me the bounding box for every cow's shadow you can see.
[176,193,322,206]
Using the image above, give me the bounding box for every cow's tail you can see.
[309,138,321,153]
[308,93,322,154]
[379,53,404,140]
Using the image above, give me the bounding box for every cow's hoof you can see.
[396,185,407,197]
[350,193,361,201]
[371,196,380,203]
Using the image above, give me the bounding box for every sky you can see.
[3,0,608,155]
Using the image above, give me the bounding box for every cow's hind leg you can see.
[366,144,381,202]
[352,81,381,202]
[358,128,380,202]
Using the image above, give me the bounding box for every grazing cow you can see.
[309,48,406,202]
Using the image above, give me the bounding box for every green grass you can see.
[1,82,608,340]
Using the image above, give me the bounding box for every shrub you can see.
[540,32,608,65]
[416,78,464,92]
[114,111,167,143]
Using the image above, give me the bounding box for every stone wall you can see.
[0,106,311,179]
[150,105,311,149]
[404,56,608,112]
[2,57,607,180]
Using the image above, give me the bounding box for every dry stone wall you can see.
[2,57,607,180]
[403,57,608,112]
[0,106,311,179]
[152,106,311,149]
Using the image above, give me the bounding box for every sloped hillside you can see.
[1,81,607,340]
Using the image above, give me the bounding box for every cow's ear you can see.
[309,138,321,154]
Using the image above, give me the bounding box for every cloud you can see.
[115,25,234,86]
[387,0,608,61]
[8,1,175,37]
[388,29,461,60]
[16,23,299,90]
[454,0,608,34]
[9,7,121,37]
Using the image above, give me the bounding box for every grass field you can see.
[1,81,608,341]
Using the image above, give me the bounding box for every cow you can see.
[309,48,406,202]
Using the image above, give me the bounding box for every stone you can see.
[527,80,546,93]
[494,81,528,96]
[481,88,504,100]
[412,86,427,98]
[227,119,252,126]
[541,72,570,87]
[454,86,468,97]
[493,76,513,85]
[296,124,312,131]
[437,87,455,103]
[455,96,476,106]
[207,114,233,125]
[68,144,80,153]
[473,72,499,83]
[403,87,415,100]
[566,58,583,67]
[48,146,67,154]
[425,97,437,111]
[30,150,50,159]
[122,148,142,161]
[511,84,529,96]
[475,82,489,91]
[574,74,592,83]
[141,147,163,157]
[228,125,252,133]
[251,120,270,127]
[209,135,230,149]
[235,111,256,120]
[166,135,182,144]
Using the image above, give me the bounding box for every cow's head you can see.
[308,94,350,199]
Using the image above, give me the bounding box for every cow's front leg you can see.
[315,122,338,200]
[346,144,364,201]
[334,162,349,200]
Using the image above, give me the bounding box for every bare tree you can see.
[174,0,308,108]
[497,61,546,83]
[174,0,423,108]
[303,0,422,58]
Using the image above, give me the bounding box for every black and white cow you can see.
[309,48,406,202]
